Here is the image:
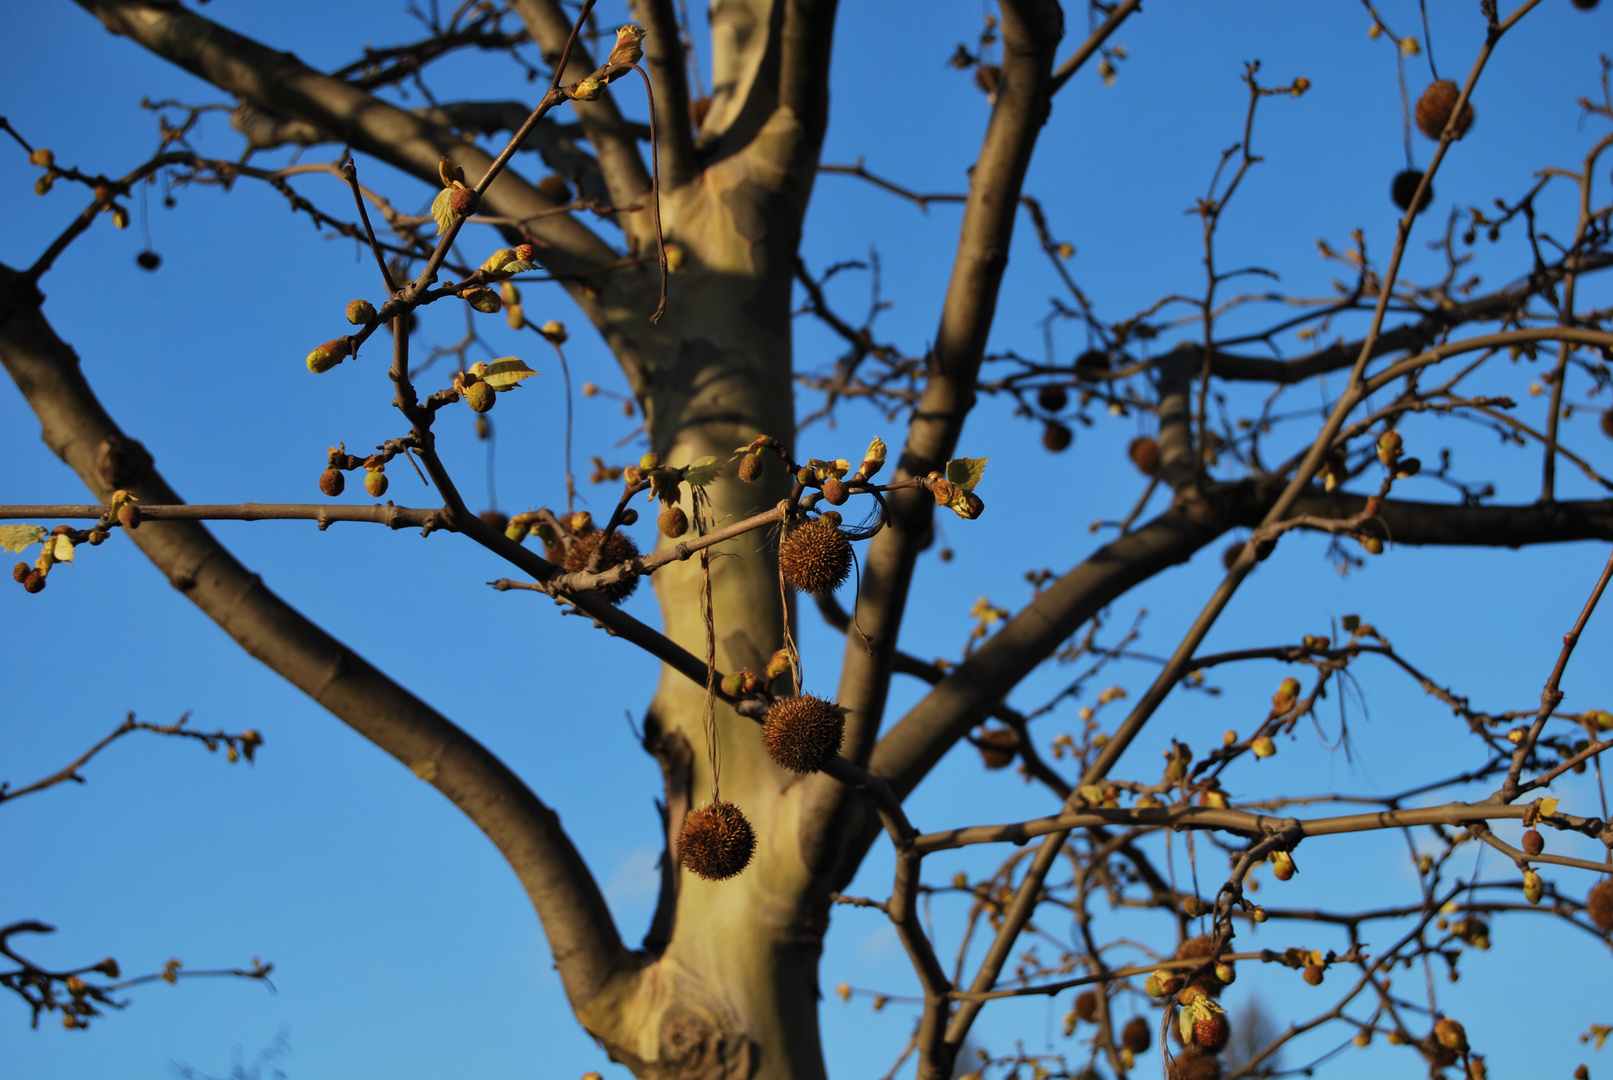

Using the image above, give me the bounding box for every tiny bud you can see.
[365,469,388,498]
[640,453,662,470]
[537,175,571,203]
[766,649,792,681]
[1434,1017,1467,1052]
[514,243,535,262]
[608,24,646,67]
[1271,849,1296,881]
[665,242,686,272]
[463,381,496,413]
[1251,906,1268,923]
[1522,869,1544,904]
[619,508,639,526]
[1251,735,1276,758]
[541,320,568,344]
[110,204,130,229]
[117,504,141,530]
[1360,535,1384,555]
[438,155,465,187]
[29,148,54,168]
[319,468,346,497]
[1214,962,1236,985]
[721,671,748,697]
[738,453,763,483]
[346,299,377,325]
[1292,76,1311,96]
[581,382,598,396]
[34,174,53,195]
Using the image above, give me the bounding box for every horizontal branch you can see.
[0,503,445,530]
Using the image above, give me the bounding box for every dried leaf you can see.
[483,357,538,392]
[0,524,46,552]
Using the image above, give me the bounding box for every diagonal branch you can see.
[0,264,634,1016]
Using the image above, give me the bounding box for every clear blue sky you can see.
[3,2,1611,1078]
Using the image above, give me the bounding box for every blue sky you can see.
[3,1,1612,1078]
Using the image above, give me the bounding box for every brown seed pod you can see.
[1601,408,1613,439]
[1122,1015,1152,1054]
[558,528,641,604]
[779,518,852,594]
[1043,420,1074,453]
[659,505,689,539]
[319,468,345,497]
[1074,990,1099,1023]
[1573,0,1599,8]
[1074,349,1110,378]
[13,562,30,584]
[1167,1047,1222,1080]
[1221,541,1245,571]
[448,186,481,216]
[762,694,845,774]
[1521,828,1544,856]
[1587,878,1613,932]
[678,800,755,881]
[1415,80,1474,141]
[822,476,848,505]
[1037,384,1069,413]
[479,509,509,534]
[738,453,763,483]
[1175,934,1233,996]
[117,504,141,530]
[1129,436,1160,477]
[976,726,1018,769]
[537,174,572,203]
[1391,169,1434,214]
[23,570,46,594]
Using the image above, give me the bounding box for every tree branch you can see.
[0,264,634,1016]
[634,0,699,191]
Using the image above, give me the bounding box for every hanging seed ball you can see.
[13,562,30,584]
[1415,80,1475,140]
[463,381,496,413]
[23,571,46,594]
[1075,349,1111,378]
[135,250,161,271]
[1043,419,1074,453]
[1167,1048,1222,1080]
[1129,435,1161,477]
[1176,934,1233,995]
[1521,828,1545,856]
[779,517,852,594]
[364,470,388,498]
[1572,0,1598,9]
[679,800,755,881]
[1122,1015,1152,1054]
[479,509,509,533]
[1587,879,1613,932]
[1391,169,1434,214]
[537,174,572,203]
[738,452,763,483]
[319,468,345,497]
[1600,408,1613,438]
[762,694,845,773]
[560,527,641,604]
[1037,384,1069,413]
[659,505,689,539]
[976,726,1018,769]
[1221,541,1246,571]
[1073,990,1099,1023]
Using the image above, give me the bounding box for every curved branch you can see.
[0,265,634,1015]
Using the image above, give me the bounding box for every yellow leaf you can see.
[0,524,46,553]
[945,456,988,492]
[50,535,74,562]
[430,188,455,236]
[1539,797,1559,818]
[483,357,538,392]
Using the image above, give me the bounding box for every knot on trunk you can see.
[656,1008,756,1080]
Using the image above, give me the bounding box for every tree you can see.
[4,0,1613,1078]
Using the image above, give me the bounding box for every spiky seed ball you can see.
[135,250,161,271]
[1391,169,1434,214]
[779,518,852,594]
[319,468,345,497]
[23,570,46,594]
[463,381,496,413]
[1193,1013,1230,1053]
[679,801,755,881]
[762,695,845,773]
[559,528,641,605]
[1129,435,1161,477]
[1037,385,1069,413]
[1573,0,1599,8]
[13,562,29,584]
[1122,1016,1152,1054]
[822,477,848,505]
[1074,990,1099,1023]
[659,505,689,539]
[1176,934,1233,995]
[1167,1048,1222,1080]
[537,174,572,203]
[976,726,1018,769]
[738,453,763,483]
[1601,408,1613,439]
[1043,420,1073,453]
[365,470,388,498]
[449,187,481,216]
[1587,879,1613,931]
[1415,80,1474,140]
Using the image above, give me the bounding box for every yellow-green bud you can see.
[307,338,352,374]
[463,381,496,413]
[346,299,377,325]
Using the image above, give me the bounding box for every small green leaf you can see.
[430,188,455,236]
[945,457,988,492]
[684,456,723,487]
[481,248,517,272]
[0,524,46,553]
[483,357,538,391]
[501,259,538,274]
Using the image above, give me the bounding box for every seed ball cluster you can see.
[1415,80,1474,141]
[1176,933,1234,996]
[762,695,845,774]
[1121,1016,1152,1054]
[779,518,852,595]
[1391,169,1434,214]
[679,801,755,881]
[549,525,641,605]
[1588,879,1613,932]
